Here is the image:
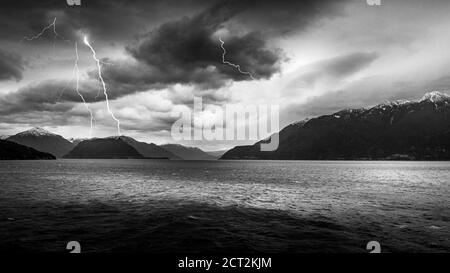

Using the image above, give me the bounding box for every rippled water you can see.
[0,160,448,253]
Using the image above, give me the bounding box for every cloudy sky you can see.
[1,0,450,150]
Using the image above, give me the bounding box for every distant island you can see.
[222,92,450,160]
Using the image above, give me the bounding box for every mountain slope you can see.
[0,140,56,160]
[160,144,216,160]
[119,136,180,159]
[206,149,229,159]
[63,138,144,159]
[7,127,74,158]
[222,92,450,160]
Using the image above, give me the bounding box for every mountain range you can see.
[222,91,450,160]
[0,127,214,160]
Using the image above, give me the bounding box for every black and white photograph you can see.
[0,0,448,264]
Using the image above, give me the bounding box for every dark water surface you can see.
[0,160,448,253]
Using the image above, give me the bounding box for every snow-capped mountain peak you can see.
[388,99,414,106]
[371,92,450,110]
[420,91,450,103]
[17,127,57,137]
[374,99,414,110]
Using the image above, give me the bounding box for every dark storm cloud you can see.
[1,0,350,85]
[0,0,351,119]
[102,0,349,89]
[0,0,215,43]
[0,49,25,81]
[103,31,281,90]
[0,0,348,42]
[101,1,284,89]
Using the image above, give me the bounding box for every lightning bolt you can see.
[219,37,255,80]
[21,17,98,137]
[21,17,69,44]
[22,17,72,101]
[83,36,121,136]
[74,42,95,138]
